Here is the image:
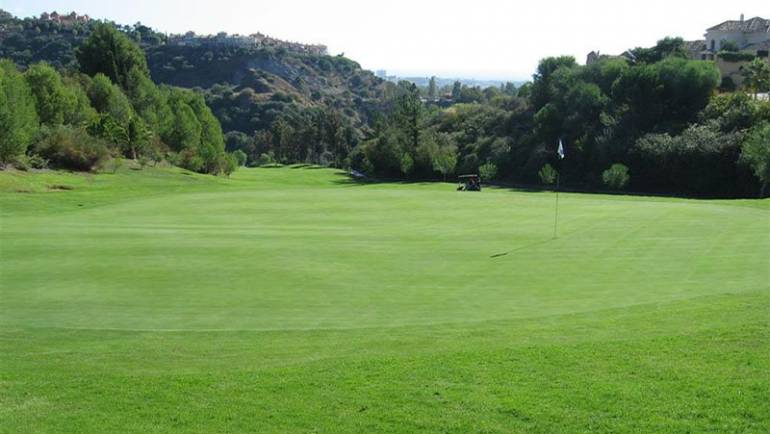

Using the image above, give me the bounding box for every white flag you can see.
[557,140,565,159]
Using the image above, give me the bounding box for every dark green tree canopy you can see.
[77,23,150,90]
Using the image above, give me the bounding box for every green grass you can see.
[1,166,768,433]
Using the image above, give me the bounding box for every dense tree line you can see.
[0,23,235,174]
[353,39,770,197]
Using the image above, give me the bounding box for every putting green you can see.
[1,166,768,433]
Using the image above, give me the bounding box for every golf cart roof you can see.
[458,174,479,179]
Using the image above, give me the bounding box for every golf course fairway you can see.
[1,166,768,433]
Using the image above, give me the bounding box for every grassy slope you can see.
[1,166,768,433]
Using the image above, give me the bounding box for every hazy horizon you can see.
[1,0,768,80]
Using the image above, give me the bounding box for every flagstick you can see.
[553,172,560,239]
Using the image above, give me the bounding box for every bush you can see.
[34,125,110,171]
[719,77,736,92]
[478,162,497,181]
[214,152,239,176]
[740,122,770,196]
[257,152,275,166]
[602,163,630,189]
[717,51,756,62]
[232,149,247,166]
[11,153,48,170]
[538,163,558,185]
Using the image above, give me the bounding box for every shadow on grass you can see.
[489,237,557,259]
[298,167,759,200]
[330,172,455,187]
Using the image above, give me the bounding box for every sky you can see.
[1,0,768,80]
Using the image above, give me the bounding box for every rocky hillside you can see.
[147,43,389,134]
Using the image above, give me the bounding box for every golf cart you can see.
[457,174,481,191]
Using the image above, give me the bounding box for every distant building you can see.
[683,40,707,59]
[586,51,601,65]
[40,11,90,26]
[703,15,770,57]
[167,31,327,55]
[585,49,636,65]
[376,69,387,78]
[702,15,770,88]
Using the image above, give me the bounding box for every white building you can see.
[703,15,770,58]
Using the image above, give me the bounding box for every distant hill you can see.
[380,74,524,90]
[147,44,390,134]
[0,10,393,149]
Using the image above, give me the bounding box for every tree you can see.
[742,58,770,98]
[428,76,437,100]
[432,145,458,181]
[393,82,422,152]
[186,90,226,173]
[0,60,38,163]
[602,163,630,189]
[531,56,577,111]
[612,57,719,133]
[740,123,770,196]
[24,62,75,126]
[126,116,152,159]
[124,67,172,136]
[163,88,202,152]
[451,81,462,100]
[88,73,134,126]
[400,152,414,176]
[630,37,688,64]
[76,23,150,90]
[503,82,517,96]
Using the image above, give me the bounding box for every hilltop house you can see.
[702,15,770,59]
[701,15,770,89]
[167,31,328,55]
[40,11,90,26]
[587,15,769,90]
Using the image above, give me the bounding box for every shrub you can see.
[34,125,110,171]
[138,155,151,168]
[108,156,124,174]
[257,152,275,166]
[232,149,247,166]
[717,51,756,62]
[538,163,558,185]
[11,153,48,171]
[740,122,770,196]
[719,77,736,92]
[602,163,630,189]
[176,148,205,172]
[222,153,239,176]
[478,162,498,181]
